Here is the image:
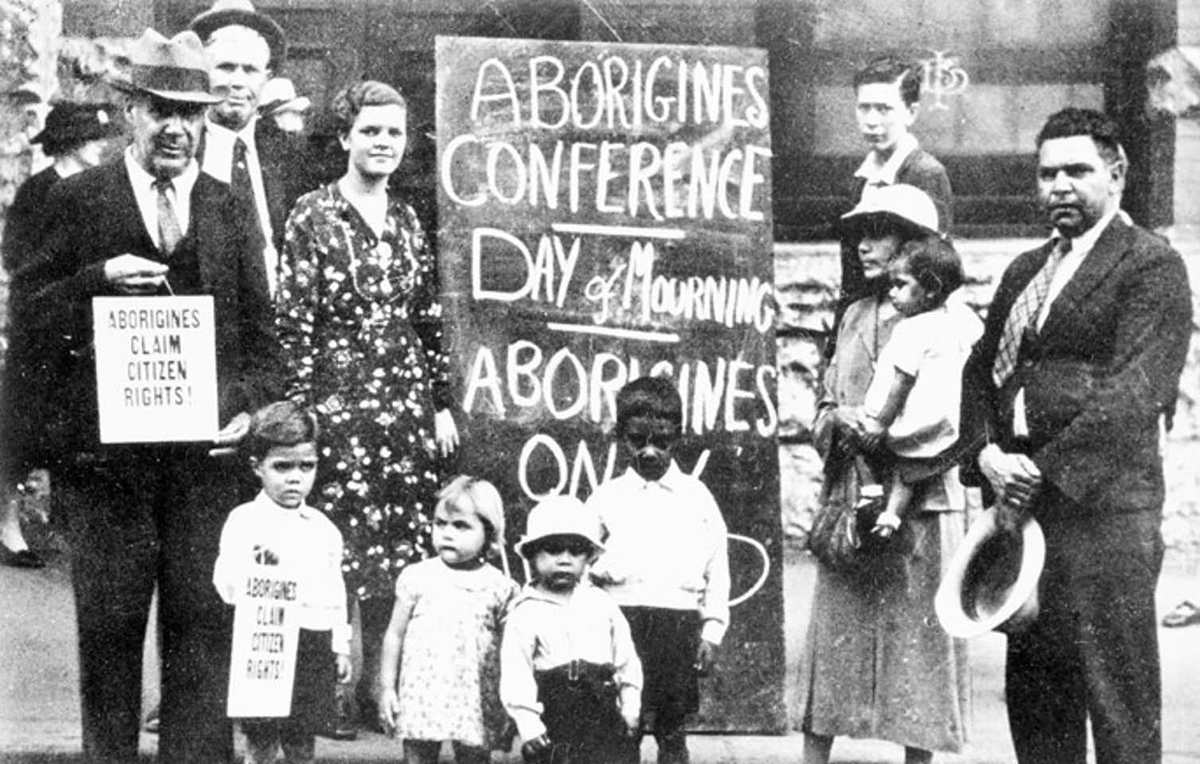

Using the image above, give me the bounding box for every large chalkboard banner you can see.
[435,35,783,732]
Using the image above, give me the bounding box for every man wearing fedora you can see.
[190,0,309,298]
[961,107,1192,764]
[9,29,281,764]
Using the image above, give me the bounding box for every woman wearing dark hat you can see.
[1,101,122,569]
[3,102,122,272]
[800,185,970,764]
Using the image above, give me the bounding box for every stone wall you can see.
[775,236,1200,560]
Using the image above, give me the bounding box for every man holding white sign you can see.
[8,28,281,764]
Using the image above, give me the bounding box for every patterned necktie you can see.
[154,179,183,256]
[991,237,1071,387]
[231,137,259,224]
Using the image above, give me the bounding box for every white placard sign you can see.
[227,564,300,718]
[92,295,219,443]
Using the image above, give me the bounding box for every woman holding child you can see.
[276,80,458,729]
[800,185,972,764]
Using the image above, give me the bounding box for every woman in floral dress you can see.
[276,80,458,729]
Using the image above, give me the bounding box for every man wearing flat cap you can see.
[190,0,309,297]
[9,28,282,764]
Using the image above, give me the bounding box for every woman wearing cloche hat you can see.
[801,183,970,764]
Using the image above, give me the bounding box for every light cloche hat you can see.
[515,495,605,557]
[838,183,942,238]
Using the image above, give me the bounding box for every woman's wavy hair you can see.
[330,80,406,137]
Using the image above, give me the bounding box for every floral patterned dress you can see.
[277,183,450,601]
[392,557,518,749]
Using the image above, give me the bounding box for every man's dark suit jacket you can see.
[9,160,282,461]
[961,215,1191,516]
[199,118,312,251]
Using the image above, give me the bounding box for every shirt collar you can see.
[629,460,684,491]
[123,147,199,198]
[854,132,919,185]
[1055,206,1119,256]
[252,489,317,519]
[206,115,258,149]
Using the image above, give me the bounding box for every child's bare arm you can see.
[377,596,413,735]
[860,367,916,450]
[873,473,913,539]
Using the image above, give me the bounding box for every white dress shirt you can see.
[124,149,198,250]
[586,462,731,645]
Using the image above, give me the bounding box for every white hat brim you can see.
[935,506,1045,639]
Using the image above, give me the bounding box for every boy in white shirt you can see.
[212,401,352,763]
[587,377,730,764]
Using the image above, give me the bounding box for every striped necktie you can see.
[154,178,183,256]
[991,237,1071,387]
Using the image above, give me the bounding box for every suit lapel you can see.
[190,176,223,292]
[1041,216,1130,333]
[109,163,161,257]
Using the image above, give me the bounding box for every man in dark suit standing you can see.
[10,29,281,764]
[190,0,306,297]
[961,107,1191,764]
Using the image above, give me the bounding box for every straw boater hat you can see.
[514,495,605,557]
[189,0,287,70]
[935,506,1046,638]
[838,183,942,238]
[31,103,122,151]
[260,77,311,115]
[113,29,222,104]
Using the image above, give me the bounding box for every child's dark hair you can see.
[243,400,320,460]
[854,56,922,107]
[895,235,963,305]
[615,376,683,435]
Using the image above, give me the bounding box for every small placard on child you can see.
[92,295,219,443]
[226,565,300,718]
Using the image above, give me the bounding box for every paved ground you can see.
[2,540,1199,763]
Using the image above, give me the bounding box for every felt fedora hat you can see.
[190,0,287,69]
[838,183,942,238]
[935,506,1045,639]
[114,29,222,104]
[31,102,122,150]
[515,495,605,557]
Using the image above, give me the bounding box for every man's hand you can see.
[979,444,1043,521]
[104,254,168,295]
[214,412,252,447]
[694,639,718,677]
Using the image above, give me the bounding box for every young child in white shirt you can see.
[501,495,642,764]
[586,376,730,764]
[212,401,352,764]
[858,235,983,538]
